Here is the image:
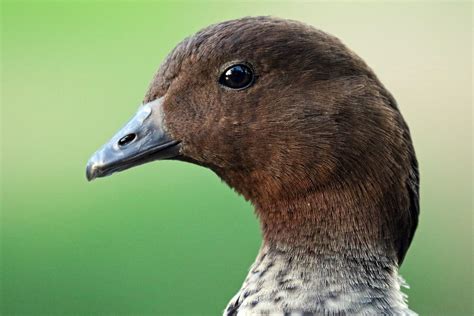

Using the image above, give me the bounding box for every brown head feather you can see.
[144,16,419,264]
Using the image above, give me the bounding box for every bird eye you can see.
[219,64,254,90]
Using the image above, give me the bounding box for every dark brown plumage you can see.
[145,16,418,262]
[87,16,419,314]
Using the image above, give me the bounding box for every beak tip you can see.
[86,162,98,182]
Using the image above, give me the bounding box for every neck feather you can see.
[226,243,413,315]
[225,190,414,315]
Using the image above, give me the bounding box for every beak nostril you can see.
[118,133,137,147]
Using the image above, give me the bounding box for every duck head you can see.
[87,17,418,265]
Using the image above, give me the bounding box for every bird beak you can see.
[86,98,180,181]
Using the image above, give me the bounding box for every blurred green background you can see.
[1,1,472,315]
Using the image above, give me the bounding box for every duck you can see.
[86,16,419,315]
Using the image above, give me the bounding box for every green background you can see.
[1,1,472,315]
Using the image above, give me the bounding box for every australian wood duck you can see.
[86,16,419,315]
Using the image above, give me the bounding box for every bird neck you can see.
[225,242,411,315]
[225,190,413,315]
[255,186,397,261]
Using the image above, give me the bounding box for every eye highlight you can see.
[219,64,254,90]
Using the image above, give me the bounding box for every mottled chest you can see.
[224,248,414,316]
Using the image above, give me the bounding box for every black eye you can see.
[219,64,254,90]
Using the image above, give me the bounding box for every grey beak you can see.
[86,98,180,181]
